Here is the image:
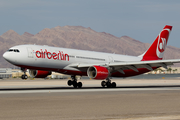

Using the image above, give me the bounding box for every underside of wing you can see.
[108,59,180,74]
[68,59,180,75]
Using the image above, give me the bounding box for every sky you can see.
[1,0,180,47]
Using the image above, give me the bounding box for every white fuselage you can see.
[3,44,142,76]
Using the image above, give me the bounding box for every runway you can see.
[1,78,180,120]
[1,78,180,94]
[1,85,180,94]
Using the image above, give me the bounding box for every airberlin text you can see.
[35,49,69,61]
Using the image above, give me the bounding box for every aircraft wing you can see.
[69,59,180,73]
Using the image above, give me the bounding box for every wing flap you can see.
[108,59,179,67]
[68,59,180,72]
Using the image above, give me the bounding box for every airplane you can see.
[3,25,180,88]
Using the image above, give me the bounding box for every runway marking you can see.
[0,87,180,94]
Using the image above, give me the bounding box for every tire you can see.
[24,75,28,79]
[77,82,82,88]
[21,75,25,79]
[73,81,77,88]
[106,82,112,88]
[101,81,106,87]
[111,82,116,88]
[67,80,72,86]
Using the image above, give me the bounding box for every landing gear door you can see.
[27,48,34,58]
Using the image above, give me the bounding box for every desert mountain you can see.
[0,26,180,68]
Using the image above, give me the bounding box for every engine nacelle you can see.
[87,66,109,80]
[29,70,52,78]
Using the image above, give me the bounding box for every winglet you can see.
[140,25,172,61]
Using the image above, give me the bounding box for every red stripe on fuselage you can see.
[17,65,87,76]
[17,65,157,78]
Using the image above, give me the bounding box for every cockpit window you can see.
[7,49,20,52]
[8,49,14,52]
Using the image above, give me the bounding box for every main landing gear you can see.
[67,76,82,88]
[101,78,116,88]
[21,68,28,79]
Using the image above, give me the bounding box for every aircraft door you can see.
[27,48,34,58]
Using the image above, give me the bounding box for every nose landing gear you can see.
[67,76,82,88]
[21,74,28,79]
[21,68,28,79]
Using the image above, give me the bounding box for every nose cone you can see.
[3,52,13,63]
[3,52,8,60]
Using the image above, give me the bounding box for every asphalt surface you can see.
[0,78,180,120]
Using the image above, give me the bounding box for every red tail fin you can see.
[141,25,172,61]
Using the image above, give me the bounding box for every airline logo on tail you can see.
[142,25,172,61]
[158,38,166,53]
[156,28,171,59]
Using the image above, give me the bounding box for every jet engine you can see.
[29,70,52,78]
[87,65,109,80]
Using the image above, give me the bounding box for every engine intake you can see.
[29,70,52,78]
[87,66,109,80]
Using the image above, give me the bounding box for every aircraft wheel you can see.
[111,82,116,88]
[67,80,72,86]
[73,81,77,88]
[77,82,82,88]
[24,75,28,79]
[101,81,106,87]
[21,75,28,79]
[106,81,112,88]
[21,75,24,79]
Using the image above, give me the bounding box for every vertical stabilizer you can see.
[140,25,172,61]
